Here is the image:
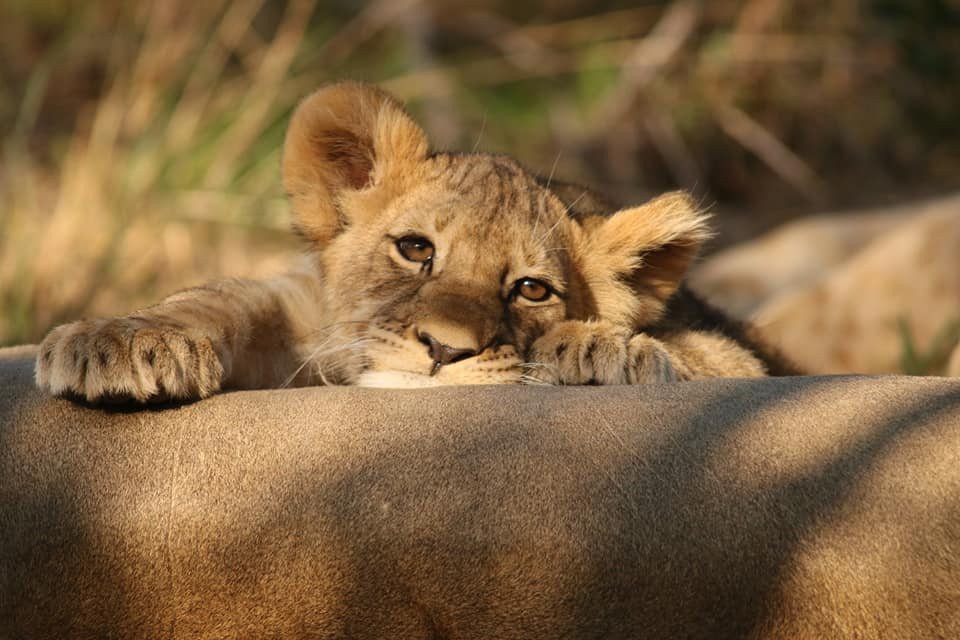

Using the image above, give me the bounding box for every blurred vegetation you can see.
[1,0,959,346]
[899,317,960,376]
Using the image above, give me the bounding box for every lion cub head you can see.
[282,83,710,387]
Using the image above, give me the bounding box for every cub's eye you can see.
[514,277,552,302]
[396,236,434,263]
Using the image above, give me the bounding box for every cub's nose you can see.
[418,331,477,372]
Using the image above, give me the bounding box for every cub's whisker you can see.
[518,361,559,386]
[282,336,373,389]
[563,190,588,215]
[535,216,565,248]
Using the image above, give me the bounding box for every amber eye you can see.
[514,278,552,302]
[396,236,435,263]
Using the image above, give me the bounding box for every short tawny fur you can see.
[35,82,793,402]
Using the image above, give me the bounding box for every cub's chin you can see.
[355,358,528,388]
[355,370,443,389]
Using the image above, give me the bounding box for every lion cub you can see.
[35,82,795,402]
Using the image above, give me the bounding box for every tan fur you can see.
[753,207,960,375]
[36,82,772,402]
[691,207,916,318]
[692,196,960,376]
[7,347,960,638]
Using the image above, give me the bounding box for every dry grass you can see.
[899,317,960,376]
[2,1,312,344]
[2,0,957,346]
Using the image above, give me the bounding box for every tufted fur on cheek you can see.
[282,82,430,247]
[579,191,712,328]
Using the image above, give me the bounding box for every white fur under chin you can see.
[355,370,444,389]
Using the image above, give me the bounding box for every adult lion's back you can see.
[3,345,960,638]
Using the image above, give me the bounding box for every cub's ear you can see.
[581,191,712,326]
[282,82,429,246]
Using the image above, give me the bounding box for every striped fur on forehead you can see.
[433,153,563,226]
[438,156,576,275]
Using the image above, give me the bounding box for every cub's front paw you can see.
[35,318,225,402]
[527,320,631,385]
[625,334,679,383]
[526,321,679,385]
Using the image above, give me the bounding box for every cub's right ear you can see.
[282,82,429,246]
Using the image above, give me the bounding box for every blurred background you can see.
[2,0,959,356]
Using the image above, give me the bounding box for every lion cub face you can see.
[326,155,583,387]
[283,83,710,387]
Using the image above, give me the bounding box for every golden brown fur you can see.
[35,82,787,402]
[7,348,960,638]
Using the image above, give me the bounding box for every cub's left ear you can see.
[582,191,712,326]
